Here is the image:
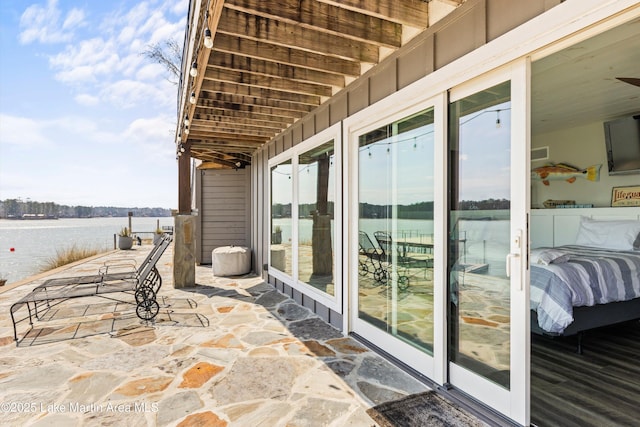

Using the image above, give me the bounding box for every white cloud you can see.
[54,65,97,84]
[123,115,174,142]
[117,25,136,45]
[101,2,150,38]
[19,0,86,44]
[40,1,185,109]
[136,63,164,81]
[101,79,173,109]
[49,38,120,84]
[75,94,99,106]
[148,20,185,46]
[0,114,53,147]
[0,113,121,151]
[62,8,85,30]
[5,0,186,208]
[138,11,165,38]
[170,0,189,17]
[121,115,178,163]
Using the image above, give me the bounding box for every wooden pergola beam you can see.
[194,129,277,139]
[175,0,461,170]
[218,8,380,62]
[208,51,346,87]
[205,67,333,97]
[190,138,265,149]
[200,80,321,106]
[194,109,296,125]
[225,0,402,48]
[315,0,429,28]
[191,114,295,130]
[212,33,361,76]
[187,131,268,143]
[191,121,281,135]
[198,91,316,113]
[196,102,307,119]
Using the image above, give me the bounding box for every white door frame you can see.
[344,92,445,381]
[447,59,530,425]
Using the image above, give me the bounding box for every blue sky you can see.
[0,0,188,209]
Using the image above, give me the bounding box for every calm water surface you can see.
[273,217,510,276]
[0,217,174,285]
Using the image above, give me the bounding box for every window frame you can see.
[267,123,343,312]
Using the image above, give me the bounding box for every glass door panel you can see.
[447,67,530,426]
[449,80,512,388]
[297,140,336,296]
[356,107,436,358]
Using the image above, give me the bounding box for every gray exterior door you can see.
[196,167,251,264]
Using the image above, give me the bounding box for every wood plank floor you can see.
[531,320,640,427]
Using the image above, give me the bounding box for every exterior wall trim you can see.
[266,123,343,313]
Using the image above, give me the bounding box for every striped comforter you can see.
[530,245,640,334]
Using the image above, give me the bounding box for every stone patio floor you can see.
[0,243,432,426]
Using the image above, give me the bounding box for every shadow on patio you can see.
[0,243,429,426]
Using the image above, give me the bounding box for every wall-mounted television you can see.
[604,114,640,175]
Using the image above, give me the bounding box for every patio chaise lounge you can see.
[373,231,433,290]
[358,231,388,284]
[9,233,172,344]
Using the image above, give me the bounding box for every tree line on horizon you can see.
[0,199,171,219]
[272,199,510,220]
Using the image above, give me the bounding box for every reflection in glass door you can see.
[297,140,336,296]
[449,81,512,388]
[447,63,529,426]
[355,107,436,365]
[270,160,293,276]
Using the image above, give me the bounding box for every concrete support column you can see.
[173,214,195,288]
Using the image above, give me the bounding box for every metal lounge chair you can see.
[35,233,168,290]
[10,234,173,344]
[358,231,387,284]
[374,231,432,290]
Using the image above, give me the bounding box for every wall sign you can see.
[611,186,640,207]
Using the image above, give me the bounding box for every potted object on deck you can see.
[153,227,164,245]
[118,227,134,250]
[272,225,282,244]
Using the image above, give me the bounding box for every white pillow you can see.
[531,248,570,265]
[575,217,640,251]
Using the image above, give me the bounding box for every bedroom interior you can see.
[529,17,640,426]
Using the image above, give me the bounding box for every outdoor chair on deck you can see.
[38,233,168,289]
[358,231,388,284]
[374,231,432,290]
[10,234,173,344]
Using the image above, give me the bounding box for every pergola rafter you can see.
[177,0,460,166]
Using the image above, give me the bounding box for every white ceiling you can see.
[532,17,640,135]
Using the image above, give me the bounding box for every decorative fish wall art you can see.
[531,163,601,186]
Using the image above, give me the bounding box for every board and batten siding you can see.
[250,0,561,325]
[196,167,251,265]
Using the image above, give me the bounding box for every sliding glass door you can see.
[447,64,529,425]
[350,98,440,379]
[347,63,529,425]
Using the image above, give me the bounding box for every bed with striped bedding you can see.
[530,245,640,334]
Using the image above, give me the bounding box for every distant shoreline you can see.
[2,215,171,220]
[5,214,59,220]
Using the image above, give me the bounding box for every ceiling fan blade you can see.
[617,77,640,87]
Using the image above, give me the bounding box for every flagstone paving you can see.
[0,243,429,426]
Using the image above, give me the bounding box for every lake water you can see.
[273,216,510,276]
[1,215,510,285]
[0,217,175,285]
